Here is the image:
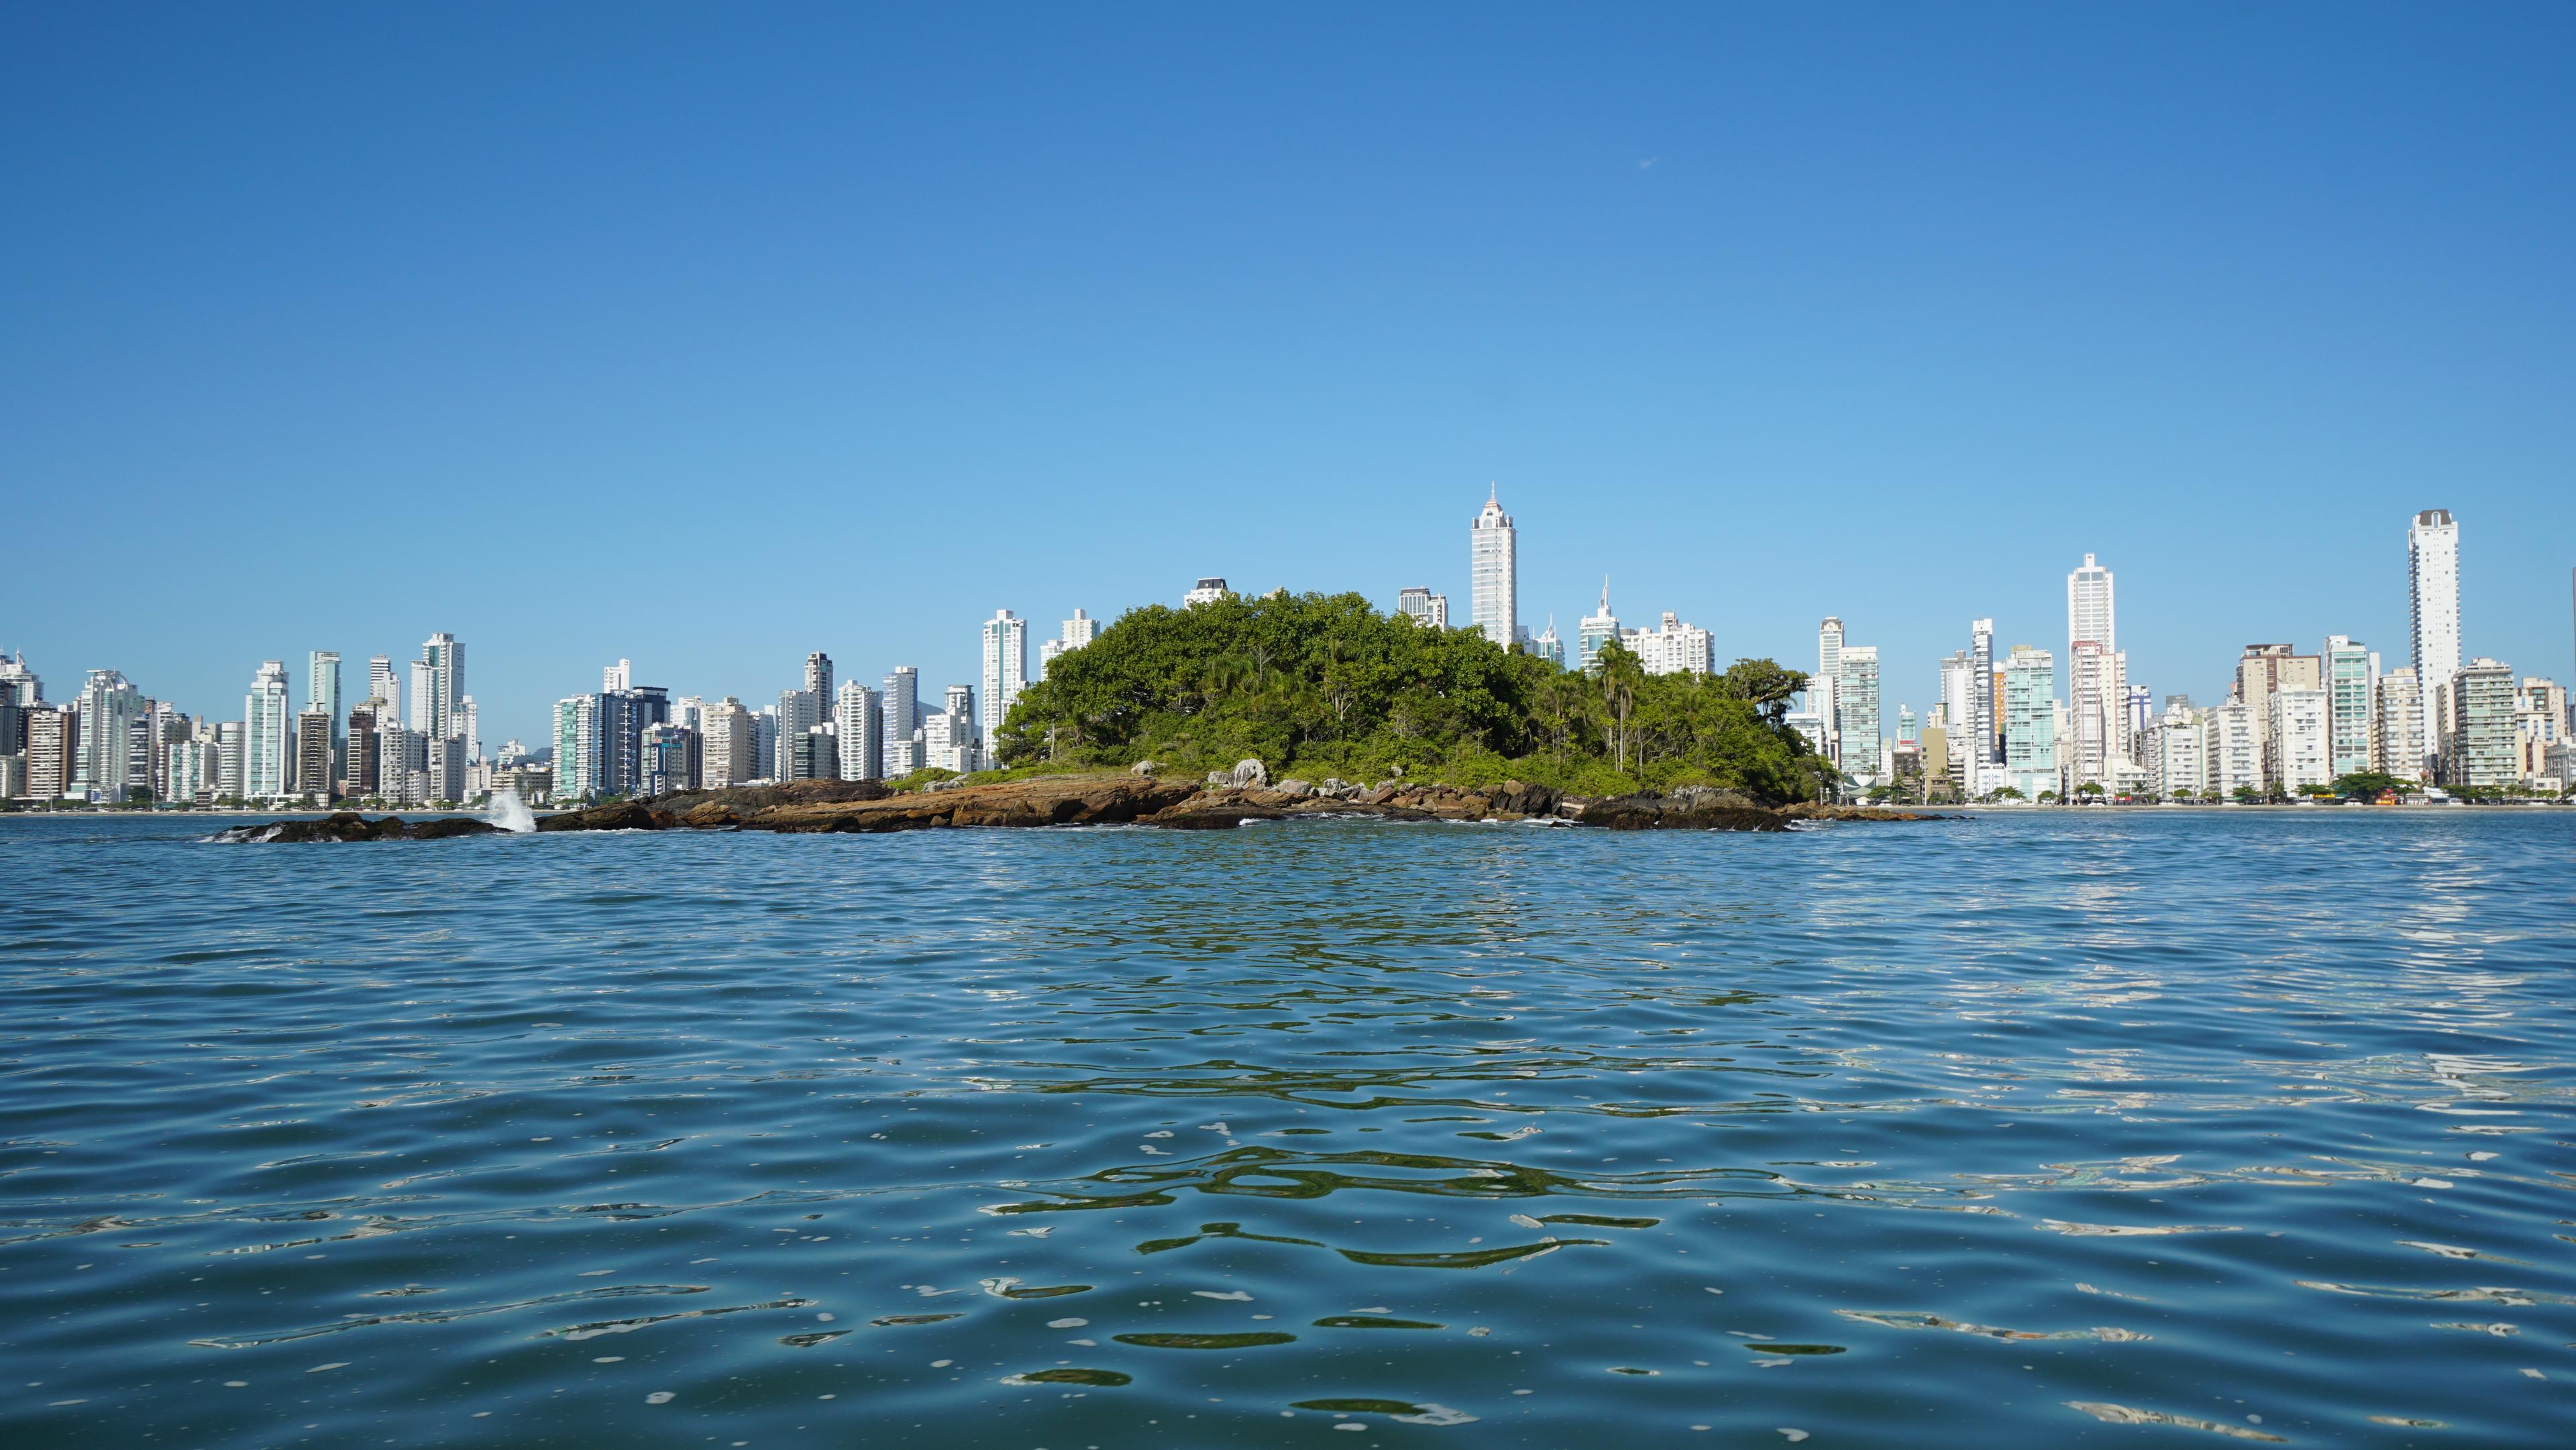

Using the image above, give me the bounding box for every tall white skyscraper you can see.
[409,659,435,733]
[423,633,463,741]
[1061,608,1097,650]
[1469,486,1517,648]
[459,696,480,761]
[72,669,141,800]
[2408,509,2460,770]
[369,655,398,721]
[1816,617,1845,761]
[1968,619,1997,767]
[245,660,291,800]
[981,609,1027,757]
[835,680,881,781]
[882,668,920,776]
[604,658,633,692]
[2067,552,2118,784]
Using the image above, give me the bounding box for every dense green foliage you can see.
[993,590,1833,802]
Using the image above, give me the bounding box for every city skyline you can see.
[6,10,2574,745]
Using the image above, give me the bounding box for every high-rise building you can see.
[2443,658,2514,788]
[2267,688,2331,794]
[26,706,76,799]
[640,722,700,796]
[460,696,481,760]
[881,668,921,776]
[409,658,434,733]
[981,609,1027,758]
[2149,701,2204,797]
[702,697,757,788]
[295,710,335,802]
[1968,620,1996,768]
[2375,666,2424,779]
[554,696,601,801]
[0,651,39,707]
[244,661,292,800]
[1469,486,1517,648]
[165,735,208,805]
[2513,676,2567,785]
[604,658,632,692]
[835,680,881,780]
[775,687,825,780]
[1397,587,1449,631]
[2235,644,2320,754]
[1532,617,1566,670]
[1841,645,1884,780]
[367,656,398,723]
[2202,700,2262,798]
[945,684,977,772]
[308,651,342,765]
[347,702,382,794]
[1816,618,1845,762]
[804,652,833,700]
[2408,509,2461,771]
[2065,553,2120,784]
[1623,611,1715,676]
[421,633,464,741]
[1041,609,1098,680]
[1578,582,1621,672]
[215,721,244,799]
[2322,636,2374,778]
[1184,578,1229,606]
[72,669,141,800]
[787,726,837,781]
[1998,645,2055,797]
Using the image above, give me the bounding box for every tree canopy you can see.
[992,590,1829,802]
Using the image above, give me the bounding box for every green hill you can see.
[993,590,1831,803]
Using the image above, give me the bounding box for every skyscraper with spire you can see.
[1469,486,1517,648]
[1578,580,1619,672]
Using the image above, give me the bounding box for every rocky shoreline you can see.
[217,772,1945,842]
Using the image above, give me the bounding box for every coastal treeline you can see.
[991,591,1833,801]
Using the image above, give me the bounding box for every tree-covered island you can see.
[993,590,1835,804]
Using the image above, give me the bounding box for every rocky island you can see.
[219,767,1939,842]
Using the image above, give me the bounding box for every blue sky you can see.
[5,5,2571,744]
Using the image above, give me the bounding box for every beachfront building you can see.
[2202,700,2262,799]
[881,668,921,776]
[2376,666,2425,780]
[2149,702,2204,797]
[73,669,141,801]
[2266,687,2331,794]
[244,661,292,800]
[2408,509,2461,772]
[2000,645,2057,798]
[2323,635,2375,778]
[1835,644,1883,782]
[2443,658,2515,789]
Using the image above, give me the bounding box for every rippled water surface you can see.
[4,811,2573,1447]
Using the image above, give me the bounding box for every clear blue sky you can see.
[5,5,2571,745]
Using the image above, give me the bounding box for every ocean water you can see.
[2,810,2571,1448]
